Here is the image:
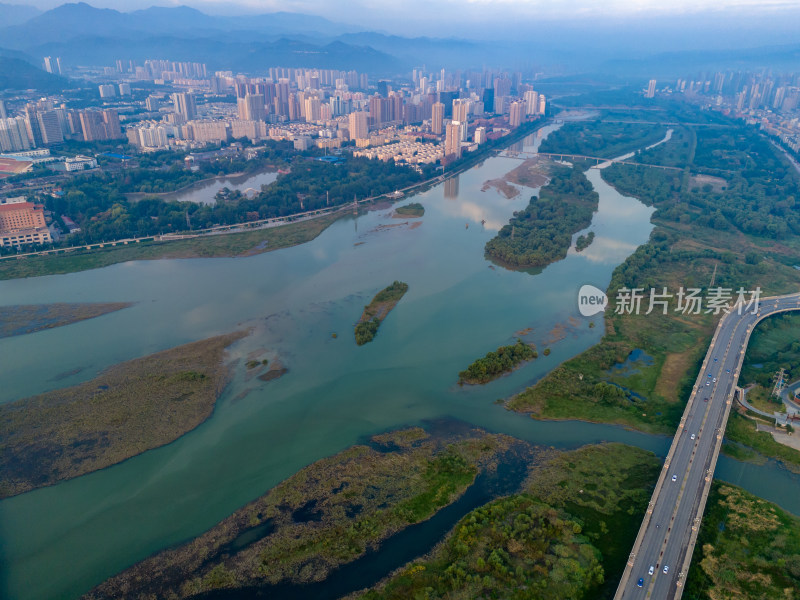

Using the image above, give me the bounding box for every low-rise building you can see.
[0,199,52,247]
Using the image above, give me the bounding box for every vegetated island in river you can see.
[575,231,595,252]
[485,164,599,269]
[84,426,523,600]
[393,202,425,217]
[0,330,246,499]
[459,339,536,384]
[0,302,133,339]
[355,281,409,345]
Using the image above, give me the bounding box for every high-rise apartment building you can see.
[646,79,657,98]
[304,96,321,123]
[99,84,116,99]
[0,117,32,152]
[523,90,539,115]
[452,99,470,124]
[348,111,368,141]
[79,109,122,142]
[431,102,444,135]
[445,121,462,160]
[43,56,62,75]
[509,101,524,127]
[172,92,196,121]
[474,126,487,144]
[238,94,266,122]
[37,110,63,145]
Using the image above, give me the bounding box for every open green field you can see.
[0,212,344,280]
[86,427,519,599]
[356,443,661,600]
[0,331,246,498]
[684,483,800,600]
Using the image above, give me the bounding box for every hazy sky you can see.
[16,0,800,41]
[19,0,800,17]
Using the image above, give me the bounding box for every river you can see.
[1,124,798,599]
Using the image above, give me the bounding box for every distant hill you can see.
[0,2,39,27]
[0,56,67,91]
[602,43,800,77]
[0,2,395,73]
[31,35,400,74]
[0,2,363,49]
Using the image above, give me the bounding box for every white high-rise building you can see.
[348,110,368,141]
[509,101,524,127]
[523,90,539,116]
[445,121,462,160]
[646,79,657,98]
[43,56,62,75]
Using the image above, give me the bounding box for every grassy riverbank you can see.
[459,339,536,384]
[508,107,800,434]
[0,212,343,280]
[722,412,800,474]
[0,302,132,338]
[684,483,800,599]
[85,427,520,599]
[354,443,660,600]
[0,331,246,498]
[355,281,409,345]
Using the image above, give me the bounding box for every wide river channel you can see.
[1,124,799,599]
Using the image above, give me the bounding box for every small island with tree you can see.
[459,339,536,384]
[575,231,595,252]
[355,281,409,345]
[393,202,425,218]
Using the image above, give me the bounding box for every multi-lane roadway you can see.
[614,292,800,600]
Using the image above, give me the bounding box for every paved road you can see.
[614,292,800,600]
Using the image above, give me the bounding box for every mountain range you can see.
[1,2,800,82]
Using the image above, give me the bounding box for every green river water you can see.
[1,125,799,599]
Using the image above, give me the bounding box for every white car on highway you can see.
[671,474,677,482]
